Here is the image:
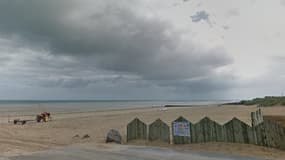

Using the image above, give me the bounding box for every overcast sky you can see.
[0,0,284,100]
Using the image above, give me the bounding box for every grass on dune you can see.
[239,96,285,107]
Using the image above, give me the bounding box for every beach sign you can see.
[173,121,191,137]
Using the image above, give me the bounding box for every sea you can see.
[0,99,236,111]
[0,99,238,123]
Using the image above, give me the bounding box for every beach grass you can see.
[239,96,285,107]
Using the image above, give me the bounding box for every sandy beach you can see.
[1,0,284,159]
[0,104,285,159]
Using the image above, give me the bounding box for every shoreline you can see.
[0,104,284,159]
[0,103,223,124]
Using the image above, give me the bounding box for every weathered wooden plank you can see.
[172,116,192,144]
[251,109,264,127]
[247,125,256,144]
[127,118,147,142]
[192,117,225,143]
[281,127,285,150]
[254,122,266,146]
[262,119,285,149]
[149,119,170,143]
[251,109,265,145]
[224,117,254,144]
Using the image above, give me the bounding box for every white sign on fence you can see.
[173,122,191,137]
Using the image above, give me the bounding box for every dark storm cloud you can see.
[34,78,91,88]
[0,0,234,95]
[0,0,175,55]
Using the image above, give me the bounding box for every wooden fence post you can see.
[251,109,264,145]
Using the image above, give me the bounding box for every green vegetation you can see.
[239,96,285,107]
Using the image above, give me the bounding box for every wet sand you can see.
[8,144,265,160]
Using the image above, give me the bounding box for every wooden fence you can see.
[126,109,285,150]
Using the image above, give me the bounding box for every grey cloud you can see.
[0,54,10,65]
[229,56,285,99]
[191,11,210,23]
[34,78,92,88]
[268,56,285,77]
[226,8,240,18]
[196,2,203,7]
[156,72,235,93]
[0,0,175,55]
[281,0,285,6]
[223,25,230,30]
[0,0,234,96]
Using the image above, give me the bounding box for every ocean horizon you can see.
[0,99,237,111]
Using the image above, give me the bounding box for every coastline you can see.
[0,104,285,159]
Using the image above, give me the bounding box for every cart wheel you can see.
[36,115,41,122]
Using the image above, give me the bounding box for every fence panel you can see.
[149,119,170,143]
[224,118,254,144]
[127,118,147,142]
[262,119,285,149]
[192,117,225,143]
[172,116,192,144]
